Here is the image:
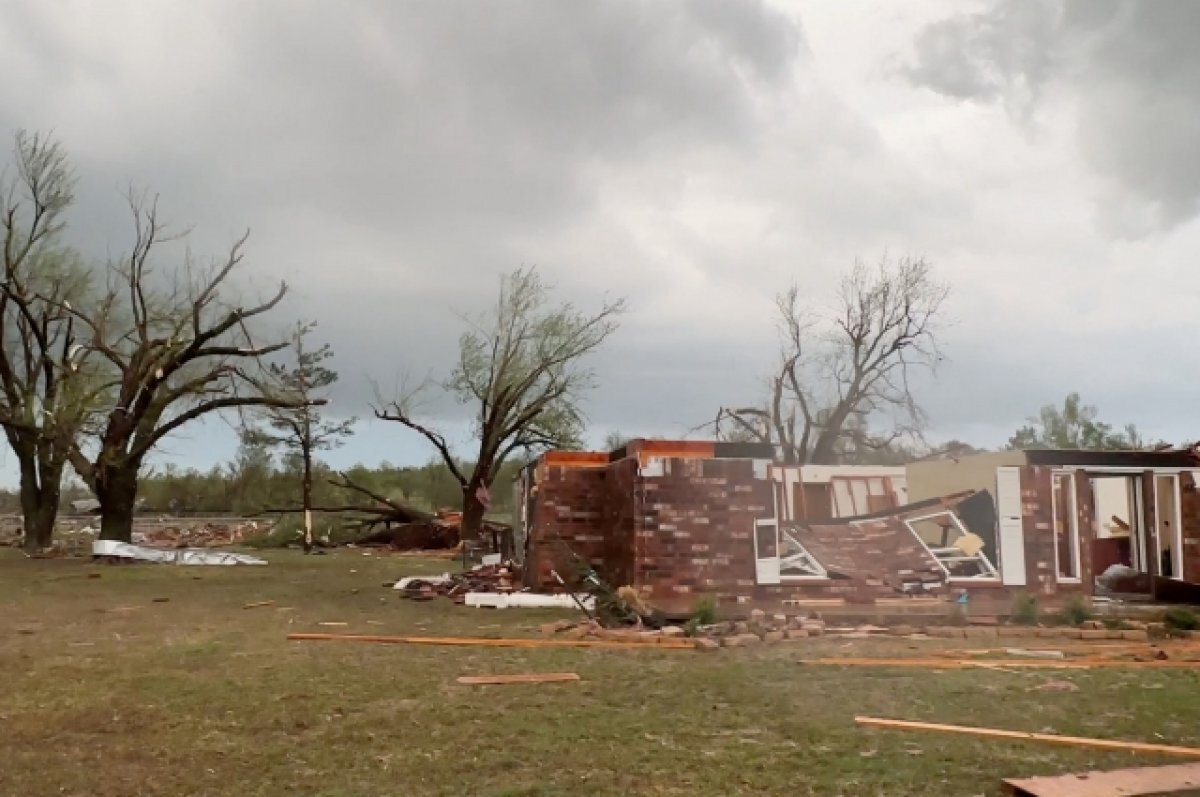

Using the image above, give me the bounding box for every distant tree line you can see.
[0,434,523,521]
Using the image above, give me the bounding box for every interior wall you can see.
[906,451,1026,503]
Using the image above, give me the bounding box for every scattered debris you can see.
[456,672,581,685]
[856,716,1200,758]
[133,521,259,548]
[91,540,267,566]
[243,601,275,609]
[465,592,595,610]
[391,563,516,603]
[1002,762,1200,797]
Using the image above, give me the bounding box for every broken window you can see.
[754,517,827,582]
[778,528,827,579]
[905,511,998,579]
[1052,472,1080,581]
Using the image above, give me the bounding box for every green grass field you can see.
[3,548,1200,796]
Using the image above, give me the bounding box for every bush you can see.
[691,596,718,626]
[1061,594,1092,626]
[1010,593,1039,625]
[1163,607,1200,632]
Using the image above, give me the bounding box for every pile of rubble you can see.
[541,609,828,650]
[391,562,518,603]
[133,521,261,549]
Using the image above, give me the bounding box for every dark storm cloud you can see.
[0,0,826,440]
[904,0,1200,232]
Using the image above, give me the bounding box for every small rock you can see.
[660,626,685,638]
[785,628,809,640]
[772,613,788,624]
[152,597,170,603]
[761,630,785,643]
[1155,649,1170,661]
[749,609,766,622]
[732,621,751,635]
[693,638,721,652]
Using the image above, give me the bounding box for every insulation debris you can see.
[92,540,267,565]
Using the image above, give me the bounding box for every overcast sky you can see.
[1,0,1198,481]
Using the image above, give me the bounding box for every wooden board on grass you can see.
[456,673,581,685]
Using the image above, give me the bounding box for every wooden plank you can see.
[456,672,580,685]
[1002,762,1200,796]
[856,717,1200,759]
[286,632,695,650]
[800,657,1200,670]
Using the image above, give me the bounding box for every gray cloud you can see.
[4,0,1194,481]
[904,0,1200,232]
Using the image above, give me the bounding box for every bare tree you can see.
[377,266,624,549]
[59,195,304,542]
[716,257,949,464]
[0,131,108,551]
[245,321,354,552]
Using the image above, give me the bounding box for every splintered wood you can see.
[1003,762,1200,796]
[855,717,1200,759]
[456,673,580,685]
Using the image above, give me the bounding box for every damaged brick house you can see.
[516,440,1200,615]
[517,439,950,614]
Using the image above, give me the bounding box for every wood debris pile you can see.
[392,562,518,603]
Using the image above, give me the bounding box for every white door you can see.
[754,484,782,584]
[996,467,1027,586]
[754,520,781,584]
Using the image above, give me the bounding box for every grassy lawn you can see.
[3,549,1200,796]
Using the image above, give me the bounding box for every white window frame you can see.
[1050,470,1082,583]
[903,510,999,581]
[777,526,828,580]
[1154,473,1185,580]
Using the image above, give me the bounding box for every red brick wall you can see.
[1179,472,1200,583]
[603,456,639,588]
[525,464,609,590]
[631,457,774,604]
